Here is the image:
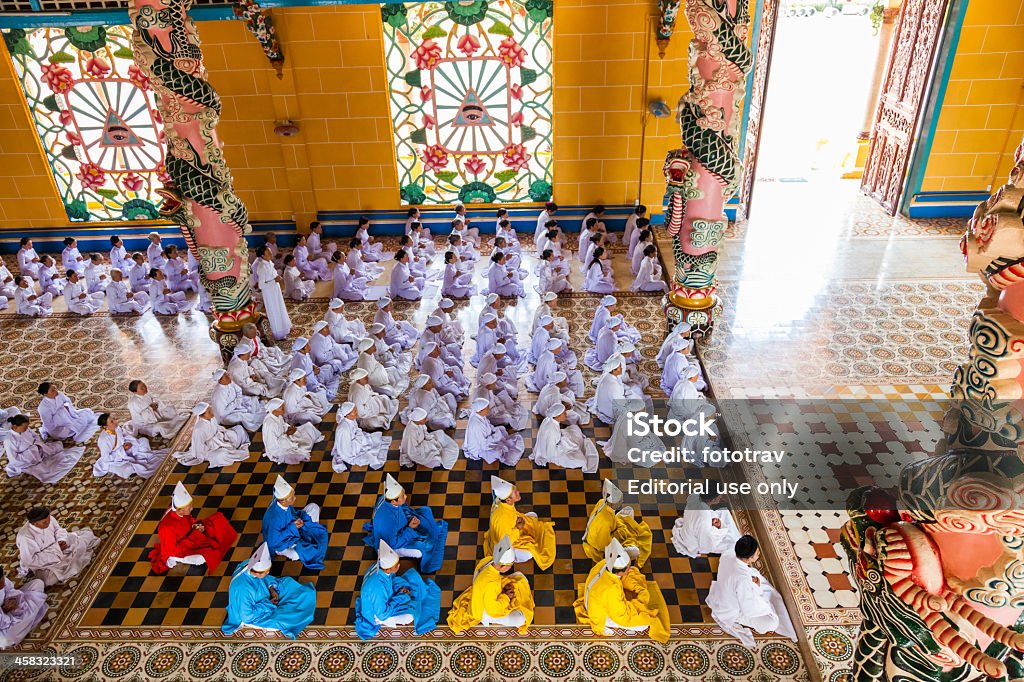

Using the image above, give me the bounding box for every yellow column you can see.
[265,55,318,232]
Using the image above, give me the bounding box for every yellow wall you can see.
[919,0,1024,192]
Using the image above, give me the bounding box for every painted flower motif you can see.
[84,56,111,78]
[501,143,531,171]
[459,181,497,204]
[76,162,107,190]
[528,180,552,202]
[421,144,449,172]
[157,164,172,185]
[423,114,436,129]
[122,198,160,220]
[41,63,74,94]
[457,33,482,57]
[420,86,433,102]
[464,155,487,175]
[510,112,524,127]
[128,64,150,91]
[65,199,90,222]
[63,25,107,52]
[122,172,144,192]
[58,108,73,128]
[498,37,527,67]
[509,83,522,100]
[445,0,489,25]
[66,130,82,146]
[412,40,443,70]
[401,183,426,205]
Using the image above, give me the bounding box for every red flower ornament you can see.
[41,63,74,94]
[412,40,443,70]
[420,86,433,102]
[76,162,107,191]
[501,143,530,171]
[457,33,481,57]
[84,56,111,78]
[498,37,527,68]
[423,114,436,129]
[510,84,522,100]
[421,145,449,173]
[464,155,487,175]
[510,112,524,127]
[128,64,151,91]
[122,172,144,193]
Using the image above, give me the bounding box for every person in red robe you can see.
[150,481,238,574]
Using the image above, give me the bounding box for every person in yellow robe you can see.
[574,537,671,643]
[446,535,535,634]
[484,476,556,570]
[582,479,653,568]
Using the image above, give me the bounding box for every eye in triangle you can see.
[453,88,494,127]
[100,108,141,147]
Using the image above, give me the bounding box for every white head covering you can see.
[248,542,272,572]
[339,401,356,416]
[546,338,561,350]
[604,537,631,570]
[551,371,567,383]
[329,298,344,310]
[409,407,428,422]
[357,338,374,352]
[603,479,623,505]
[603,354,625,372]
[172,481,192,509]
[273,475,293,500]
[377,297,392,309]
[234,339,254,355]
[684,365,700,379]
[485,293,499,305]
[425,341,439,354]
[472,397,489,412]
[608,315,623,327]
[292,337,308,351]
[384,473,404,500]
[542,291,557,302]
[313,320,329,333]
[192,402,210,416]
[481,312,497,325]
[549,403,566,417]
[212,369,227,381]
[378,539,400,570]
[618,341,636,354]
[491,475,513,500]
[368,323,385,334]
[266,397,285,412]
[601,295,617,307]
[493,343,507,355]
[427,316,442,327]
[413,374,430,389]
[539,315,553,326]
[493,534,516,565]
[289,368,306,382]
[479,372,497,385]
[439,298,455,310]
[350,367,369,380]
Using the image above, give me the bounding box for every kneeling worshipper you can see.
[369,323,414,376]
[283,369,332,426]
[663,343,702,398]
[222,543,316,640]
[588,355,648,424]
[534,371,590,426]
[476,344,518,396]
[589,295,640,345]
[447,535,535,634]
[464,398,525,466]
[106,268,149,314]
[472,373,528,431]
[400,407,459,470]
[261,398,323,465]
[363,474,448,574]
[37,383,99,444]
[127,380,187,439]
[582,480,652,568]
[355,539,441,640]
[485,476,556,570]
[573,538,670,643]
[150,482,238,575]
[400,375,456,430]
[599,399,667,467]
[241,323,293,375]
[533,291,570,339]
[417,317,460,371]
[4,415,84,484]
[95,413,166,479]
[373,297,419,350]
[175,402,250,468]
[357,338,410,399]
[656,320,693,367]
[332,401,390,472]
[310,321,358,374]
[64,270,105,316]
[325,298,366,345]
[585,315,628,371]
[531,404,599,473]
[420,342,470,401]
[673,484,741,558]
[227,346,274,399]
[263,476,329,569]
[706,535,798,648]
[290,337,340,401]
[348,368,398,430]
[236,340,287,397]
[0,565,47,649]
[527,338,584,395]
[16,506,98,586]
[212,369,266,432]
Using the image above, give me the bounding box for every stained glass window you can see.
[381,0,553,205]
[3,26,166,222]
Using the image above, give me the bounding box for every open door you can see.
[860,0,950,213]
[736,0,782,221]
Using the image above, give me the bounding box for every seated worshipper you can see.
[673,484,741,558]
[0,407,23,442]
[261,398,323,465]
[397,235,429,279]
[400,407,459,470]
[211,369,267,432]
[374,297,419,350]
[241,322,293,376]
[222,542,316,639]
[706,535,798,648]
[599,399,667,467]
[583,247,616,294]
[14,276,52,317]
[126,380,187,439]
[630,230,655,275]
[357,338,411,399]
[632,245,668,292]
[573,538,670,643]
[389,249,424,301]
[657,320,694,367]
[527,338,584,396]
[263,476,329,568]
[533,291,570,337]
[485,476,555,569]
[347,368,398,430]
[37,382,99,443]
[663,350,703,399]
[538,249,572,295]
[585,315,628,371]
[529,316,562,366]
[531,404,599,473]
[433,297,465,345]
[149,268,194,315]
[307,221,336,262]
[151,481,238,574]
[331,401,390,471]
[95,413,166,479]
[283,254,315,301]
[346,238,385,281]
[441,251,475,299]
[293,233,331,281]
[476,343,517,396]
[587,354,648,424]
[580,232,605,272]
[84,253,110,293]
[109,236,129,272]
[63,270,104,315]
[471,313,502,367]
[464,398,524,466]
[283,369,332,426]
[355,217,385,260]
[577,217,598,261]
[590,295,639,345]
[418,342,469,400]
[106,268,149,314]
[492,237,524,274]
[410,221,435,257]
[582,480,652,567]
[325,298,366,345]
[3,415,83,484]
[330,252,369,301]
[355,539,441,640]
[253,246,291,339]
[486,252,525,298]
[37,256,64,297]
[535,202,557,241]
[369,324,413,377]
[0,257,18,304]
[176,402,250,468]
[290,337,341,401]
[16,506,98,586]
[628,217,651,261]
[534,371,591,426]
[127,253,150,293]
[363,474,447,573]
[146,232,167,270]
[17,237,42,280]
[227,344,276,399]
[447,535,535,634]
[416,317,460,371]
[624,205,647,252]
[310,321,358,375]
[161,246,196,294]
[61,237,84,273]
[0,565,47,649]
[400,374,456,430]
[472,373,528,431]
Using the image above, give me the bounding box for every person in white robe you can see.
[630,230,654,275]
[537,250,573,295]
[106,269,149,314]
[37,256,64,298]
[434,298,465,345]
[657,321,694,367]
[532,291,570,339]
[589,296,637,344]
[357,338,411,399]
[472,373,528,431]
[587,356,632,424]
[95,413,166,479]
[17,239,42,280]
[442,251,475,299]
[528,338,584,395]
[632,246,667,292]
[227,347,273,399]
[400,375,456,429]
[261,398,322,465]
[664,350,702,398]
[3,415,83,484]
[416,318,460,371]
[293,234,331,281]
[356,218,386,260]
[63,270,104,315]
[310,321,358,375]
[282,255,316,301]
[471,313,502,367]
[109,236,129,271]
[673,486,741,558]
[82,253,109,294]
[0,407,23,442]
[235,340,287,397]
[145,233,166,271]
[13,277,51,317]
[127,380,187,439]
[389,250,423,301]
[283,369,332,426]
[476,344,517,396]
[585,316,626,371]
[332,402,391,471]
[486,252,524,298]
[535,202,557,241]
[528,317,557,366]
[127,254,150,293]
[290,337,340,401]
[0,567,47,649]
[374,298,419,351]
[583,248,616,294]
[254,246,292,340]
[369,324,414,377]
[706,535,798,649]
[599,399,667,467]
[330,254,369,301]
[325,298,366,346]
[400,407,459,470]
[16,506,98,587]
[346,240,385,281]
[531,404,599,473]
[37,383,99,443]
[348,368,399,430]
[175,402,250,468]
[0,257,18,305]
[241,323,293,376]
[211,370,267,432]
[463,397,524,466]
[149,268,194,315]
[61,238,83,273]
[307,222,336,262]
[623,205,647,252]
[420,343,469,400]
[533,371,590,425]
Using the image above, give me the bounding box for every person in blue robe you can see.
[362,474,447,574]
[222,542,316,639]
[262,475,328,570]
[354,539,441,640]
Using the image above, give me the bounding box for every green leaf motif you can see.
[488,21,513,36]
[521,68,538,86]
[41,95,59,112]
[422,25,448,39]
[3,29,33,58]
[48,51,74,64]
[113,46,134,59]
[520,126,536,142]
[410,128,428,145]
[95,188,118,199]
[493,170,518,182]
[404,70,422,88]
[435,171,458,183]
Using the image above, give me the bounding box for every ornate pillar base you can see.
[663,292,721,339]
[208,308,271,363]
